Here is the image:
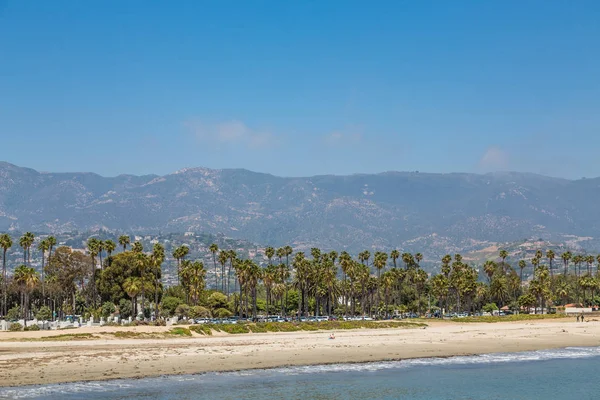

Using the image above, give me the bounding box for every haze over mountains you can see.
[1,161,599,255]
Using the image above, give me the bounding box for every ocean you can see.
[2,346,599,399]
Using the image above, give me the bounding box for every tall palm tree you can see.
[0,233,12,316]
[227,250,237,296]
[132,241,144,253]
[38,238,50,301]
[561,251,571,276]
[390,250,400,269]
[87,238,100,305]
[546,250,555,279]
[265,247,275,265]
[14,265,39,326]
[46,236,57,260]
[415,253,423,266]
[373,251,388,309]
[518,260,526,285]
[19,232,34,265]
[119,235,131,251]
[104,240,116,266]
[209,243,219,289]
[123,277,142,317]
[218,250,228,293]
[151,243,165,318]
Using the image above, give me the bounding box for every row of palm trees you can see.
[2,230,600,322]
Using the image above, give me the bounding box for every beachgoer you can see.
[581,313,585,323]
[329,333,335,340]
[577,315,580,322]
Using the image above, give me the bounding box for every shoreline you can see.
[1,318,599,388]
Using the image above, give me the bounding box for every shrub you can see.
[161,296,183,317]
[207,293,228,310]
[175,304,190,318]
[189,305,211,319]
[218,324,249,334]
[9,323,23,331]
[213,308,233,318]
[175,319,192,325]
[101,302,116,318]
[118,299,132,318]
[24,324,41,331]
[190,325,213,335]
[35,306,52,321]
[483,303,499,313]
[7,306,21,321]
[169,327,192,336]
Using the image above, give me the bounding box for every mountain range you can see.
[1,161,600,256]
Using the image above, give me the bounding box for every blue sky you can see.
[1,1,599,178]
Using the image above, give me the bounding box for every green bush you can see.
[175,304,190,318]
[169,327,192,336]
[118,299,132,318]
[207,292,228,310]
[213,308,233,318]
[161,296,183,317]
[35,306,52,321]
[9,323,23,331]
[483,303,499,313]
[101,302,117,318]
[7,306,21,321]
[189,306,211,319]
[24,324,41,331]
[218,324,249,334]
[189,325,213,335]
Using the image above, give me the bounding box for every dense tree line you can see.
[1,232,600,324]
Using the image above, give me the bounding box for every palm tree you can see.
[104,240,116,266]
[265,247,275,265]
[46,236,57,260]
[14,265,39,326]
[226,249,237,296]
[401,252,413,269]
[373,251,387,309]
[87,238,100,305]
[390,250,400,269]
[151,243,165,318]
[415,253,423,266]
[97,240,105,269]
[218,250,228,293]
[123,277,142,318]
[518,260,526,285]
[358,250,371,266]
[561,251,571,275]
[132,241,144,253]
[118,235,131,251]
[0,233,12,316]
[38,238,50,301]
[209,243,219,290]
[546,250,555,278]
[19,232,34,265]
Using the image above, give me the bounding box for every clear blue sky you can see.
[1,1,599,178]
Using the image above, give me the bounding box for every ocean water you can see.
[2,347,600,399]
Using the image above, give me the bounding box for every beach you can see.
[1,318,599,388]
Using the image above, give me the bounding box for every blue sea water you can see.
[2,347,600,399]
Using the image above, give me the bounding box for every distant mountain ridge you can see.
[1,161,600,254]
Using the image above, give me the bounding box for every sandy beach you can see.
[1,318,599,388]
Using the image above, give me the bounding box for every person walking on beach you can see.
[581,312,585,323]
[577,314,580,322]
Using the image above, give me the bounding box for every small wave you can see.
[2,346,600,398]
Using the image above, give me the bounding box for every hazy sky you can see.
[1,1,599,178]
